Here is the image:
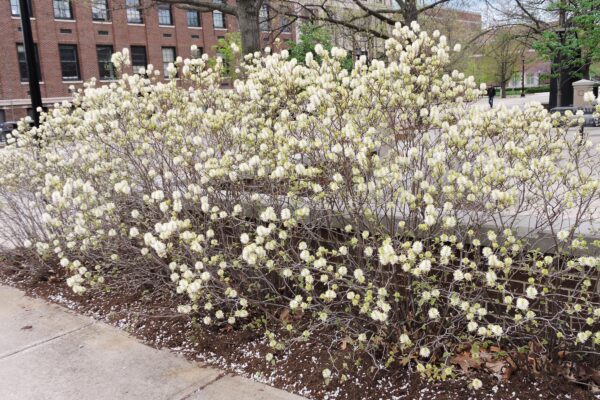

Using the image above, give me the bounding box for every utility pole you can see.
[19,0,42,128]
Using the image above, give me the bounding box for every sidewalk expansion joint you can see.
[0,321,94,361]
[174,371,228,400]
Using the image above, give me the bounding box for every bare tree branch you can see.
[348,0,397,26]
[158,0,237,15]
[283,1,391,40]
[419,0,453,13]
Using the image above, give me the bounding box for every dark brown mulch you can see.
[0,249,597,400]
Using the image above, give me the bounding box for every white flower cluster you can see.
[1,22,599,380]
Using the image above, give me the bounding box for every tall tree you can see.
[486,30,524,98]
[289,0,467,41]
[156,0,467,55]
[159,0,264,54]
[484,0,600,104]
[533,0,600,78]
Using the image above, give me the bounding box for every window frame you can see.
[16,43,42,82]
[259,4,269,32]
[10,0,33,17]
[191,46,204,59]
[58,44,81,81]
[281,15,291,33]
[92,0,110,21]
[126,0,143,24]
[96,45,115,80]
[526,72,535,86]
[212,0,226,29]
[53,0,74,20]
[130,45,147,74]
[187,10,200,27]
[157,4,173,26]
[161,46,176,78]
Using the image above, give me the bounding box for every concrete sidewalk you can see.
[0,285,306,400]
[473,92,549,108]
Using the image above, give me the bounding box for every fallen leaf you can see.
[399,354,416,366]
[279,308,290,322]
[21,325,33,330]
[339,337,351,351]
[450,351,481,372]
[578,364,600,386]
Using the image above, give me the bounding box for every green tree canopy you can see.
[534,0,600,78]
[287,23,353,70]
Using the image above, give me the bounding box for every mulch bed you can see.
[0,249,597,400]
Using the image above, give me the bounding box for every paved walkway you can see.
[0,285,306,400]
[473,92,549,108]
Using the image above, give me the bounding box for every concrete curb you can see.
[0,285,307,400]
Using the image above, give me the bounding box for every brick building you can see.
[0,0,295,122]
[419,8,482,45]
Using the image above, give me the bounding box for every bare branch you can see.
[287,3,391,40]
[158,0,237,15]
[419,0,452,13]
[348,0,397,26]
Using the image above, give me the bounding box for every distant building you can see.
[508,57,551,89]
[419,7,482,44]
[0,0,295,122]
[296,2,482,61]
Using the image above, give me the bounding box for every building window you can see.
[526,72,535,86]
[92,0,109,21]
[96,45,115,80]
[157,5,172,25]
[58,44,80,81]
[10,0,33,17]
[53,0,73,19]
[16,43,42,82]
[212,0,225,29]
[512,75,519,87]
[187,10,200,27]
[131,45,147,74]
[10,0,19,16]
[191,46,204,58]
[259,4,269,31]
[162,47,176,78]
[281,15,291,33]
[0,110,5,124]
[126,0,143,23]
[27,106,45,118]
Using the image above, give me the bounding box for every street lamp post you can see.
[521,55,526,98]
[18,0,42,128]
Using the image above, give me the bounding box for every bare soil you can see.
[1,249,598,400]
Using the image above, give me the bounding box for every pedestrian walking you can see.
[486,84,496,108]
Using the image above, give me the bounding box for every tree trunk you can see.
[581,60,591,80]
[501,81,507,98]
[402,0,419,24]
[236,0,261,55]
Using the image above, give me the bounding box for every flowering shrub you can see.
[1,22,599,378]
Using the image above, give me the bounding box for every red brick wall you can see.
[0,0,295,121]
